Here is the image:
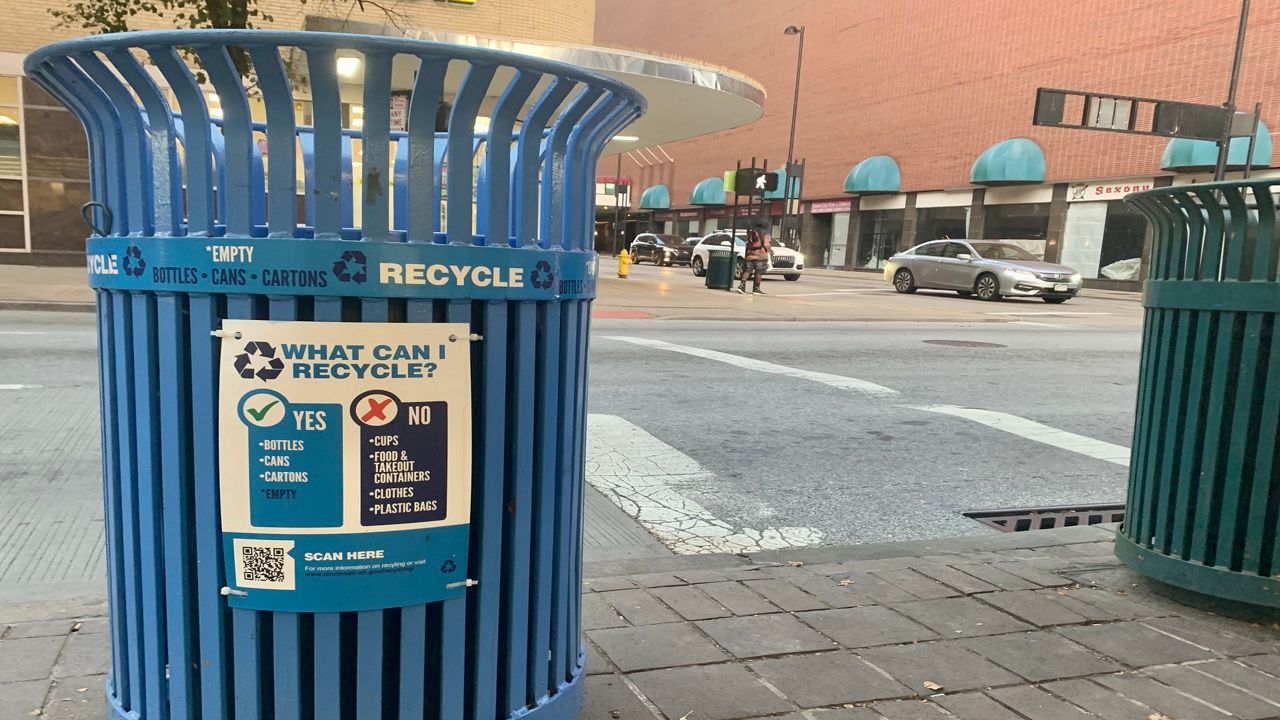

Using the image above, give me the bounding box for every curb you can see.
[0,300,96,313]
[583,524,1116,578]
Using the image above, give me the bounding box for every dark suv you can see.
[629,233,693,266]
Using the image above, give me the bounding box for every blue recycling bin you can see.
[25,30,643,720]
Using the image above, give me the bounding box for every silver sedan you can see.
[884,240,1082,303]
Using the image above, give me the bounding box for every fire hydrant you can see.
[618,249,631,278]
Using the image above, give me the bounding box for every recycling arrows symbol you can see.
[332,249,368,283]
[123,245,147,277]
[531,260,555,290]
[234,341,285,382]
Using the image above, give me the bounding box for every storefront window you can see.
[1060,201,1147,280]
[0,76,24,250]
[982,202,1049,259]
[858,209,903,269]
[915,206,968,244]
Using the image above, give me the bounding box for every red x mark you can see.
[361,397,393,422]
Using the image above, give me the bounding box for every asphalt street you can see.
[0,278,1144,596]
[588,318,1140,547]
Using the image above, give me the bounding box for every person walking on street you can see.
[738,227,773,294]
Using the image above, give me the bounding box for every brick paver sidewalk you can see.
[4,526,1279,719]
[580,527,1280,720]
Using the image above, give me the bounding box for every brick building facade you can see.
[596,0,1280,286]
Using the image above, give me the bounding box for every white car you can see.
[689,231,804,281]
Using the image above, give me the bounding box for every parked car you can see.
[884,239,1082,303]
[689,232,804,281]
[629,233,694,266]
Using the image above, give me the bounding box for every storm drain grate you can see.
[923,339,1008,348]
[963,503,1126,532]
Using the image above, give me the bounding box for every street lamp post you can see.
[782,24,804,247]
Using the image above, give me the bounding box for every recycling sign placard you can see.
[217,319,473,613]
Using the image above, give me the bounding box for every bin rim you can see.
[23,28,647,114]
[1126,176,1280,201]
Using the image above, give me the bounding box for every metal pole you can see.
[782,26,805,247]
[1213,0,1250,182]
[1243,101,1263,179]
[613,153,624,255]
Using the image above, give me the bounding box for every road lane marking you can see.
[985,311,1112,316]
[605,335,900,398]
[608,335,1130,467]
[587,414,823,554]
[905,404,1131,466]
[0,384,42,390]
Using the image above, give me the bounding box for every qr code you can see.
[242,546,286,582]
[233,538,296,591]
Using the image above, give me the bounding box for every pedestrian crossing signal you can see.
[734,169,779,195]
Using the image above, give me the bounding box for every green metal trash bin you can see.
[706,249,735,290]
[1118,179,1280,613]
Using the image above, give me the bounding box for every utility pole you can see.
[782,25,805,247]
[1213,0,1251,182]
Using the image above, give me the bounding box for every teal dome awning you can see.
[638,184,671,209]
[763,167,800,199]
[843,155,901,194]
[1161,120,1272,171]
[971,138,1046,185]
[690,176,726,205]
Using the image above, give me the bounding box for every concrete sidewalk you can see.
[5,525,1280,720]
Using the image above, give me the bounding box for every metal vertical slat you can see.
[74,53,153,236]
[24,61,111,233]
[1119,196,1164,545]
[111,291,145,714]
[549,300,579,687]
[466,299,509,720]
[267,293,303,720]
[356,301,390,719]
[1188,215,1235,564]
[147,47,216,236]
[1150,306,1187,553]
[542,88,603,251]
[249,46,298,236]
[567,303,590,676]
[500,301,536,715]
[448,63,496,243]
[128,288,168,720]
[1242,188,1280,575]
[527,298,562,703]
[307,49,344,238]
[398,60,444,716]
[405,57,446,243]
[312,291,344,720]
[357,610,384,720]
[187,293,228,720]
[361,52,393,242]
[1214,188,1259,569]
[96,296,129,707]
[485,70,540,245]
[196,46,254,237]
[227,293,264,720]
[398,604,427,720]
[103,50,183,237]
[515,80,574,248]
[156,292,196,720]
[441,300,472,720]
[1258,321,1280,576]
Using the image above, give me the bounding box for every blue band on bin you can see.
[85,236,599,300]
